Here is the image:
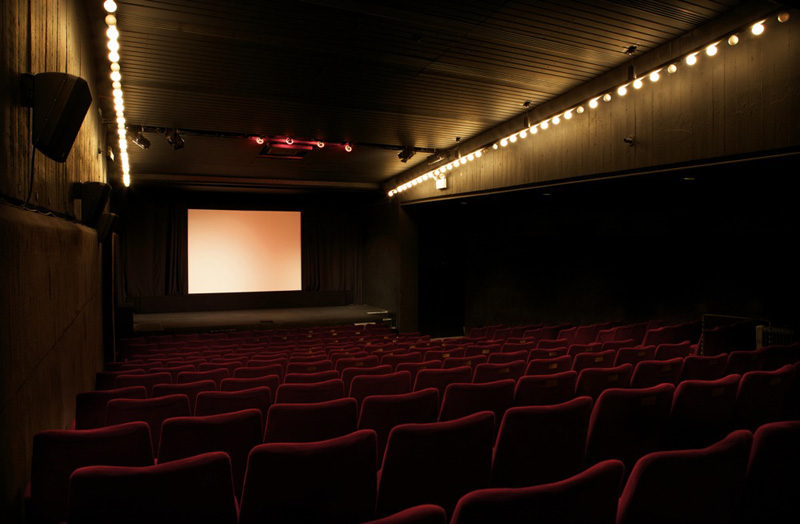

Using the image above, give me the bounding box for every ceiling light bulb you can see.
[668,64,678,74]
[633,78,643,89]
[112,81,121,89]
[603,93,612,102]
[116,116,125,125]
[553,115,561,125]
[685,53,697,66]
[112,88,123,97]
[492,143,498,150]
[649,70,660,82]
[475,150,482,158]
[617,85,628,96]
[540,120,549,129]
[728,34,739,45]
[564,110,573,119]
[107,39,119,52]
[255,137,264,145]
[467,153,475,160]
[706,44,718,57]
[317,141,325,148]
[778,12,790,23]
[519,129,527,139]
[123,174,131,187]
[107,26,120,40]
[110,63,120,72]
[108,51,120,63]
[447,163,454,170]
[285,137,293,145]
[509,134,517,143]
[105,14,117,26]
[344,143,352,152]
[576,106,584,114]
[589,98,599,109]
[110,71,121,82]
[500,138,509,147]
[751,21,765,36]
[116,110,124,117]
[460,157,467,165]
[104,0,117,13]
[117,128,125,137]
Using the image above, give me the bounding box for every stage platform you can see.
[132,304,392,334]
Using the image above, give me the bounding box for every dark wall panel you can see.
[0,206,103,521]
[414,155,800,333]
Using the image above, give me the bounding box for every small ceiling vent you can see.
[258,142,313,160]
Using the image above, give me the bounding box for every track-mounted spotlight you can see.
[398,146,416,163]
[164,128,184,150]
[129,127,150,149]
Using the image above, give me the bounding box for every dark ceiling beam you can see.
[130,173,382,191]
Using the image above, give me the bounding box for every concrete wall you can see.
[1,0,106,520]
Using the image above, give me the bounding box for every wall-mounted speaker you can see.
[22,72,93,163]
[70,182,112,229]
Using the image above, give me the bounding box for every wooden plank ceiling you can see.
[89,0,744,192]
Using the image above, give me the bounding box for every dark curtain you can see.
[121,189,187,298]
[302,207,363,303]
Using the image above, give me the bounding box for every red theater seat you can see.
[413,366,473,403]
[75,386,147,430]
[275,378,345,404]
[342,364,394,392]
[680,354,727,381]
[439,380,515,424]
[239,430,378,524]
[733,365,794,430]
[114,372,172,397]
[574,364,633,401]
[629,358,683,388]
[105,394,191,452]
[195,386,271,427]
[349,371,412,408]
[158,409,262,499]
[514,371,577,407]
[740,420,800,523]
[361,505,447,524]
[220,374,280,393]
[177,368,229,388]
[29,422,153,524]
[377,411,495,518]
[264,397,358,443]
[667,374,740,450]
[616,430,752,524]
[473,361,525,383]
[283,369,339,383]
[525,355,572,376]
[491,397,593,488]
[151,380,216,414]
[586,384,674,474]
[452,460,624,524]
[358,388,439,461]
[67,452,238,524]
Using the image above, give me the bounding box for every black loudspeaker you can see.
[28,72,93,162]
[70,182,112,229]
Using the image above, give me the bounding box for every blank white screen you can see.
[187,209,302,294]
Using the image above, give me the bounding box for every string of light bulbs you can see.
[102,1,130,187]
[387,13,791,198]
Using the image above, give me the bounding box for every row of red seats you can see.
[65,362,799,507]
[32,413,799,523]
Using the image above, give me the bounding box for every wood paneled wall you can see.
[1,0,106,216]
[392,7,800,203]
[1,1,106,521]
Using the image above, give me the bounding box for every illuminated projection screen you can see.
[187,209,302,294]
